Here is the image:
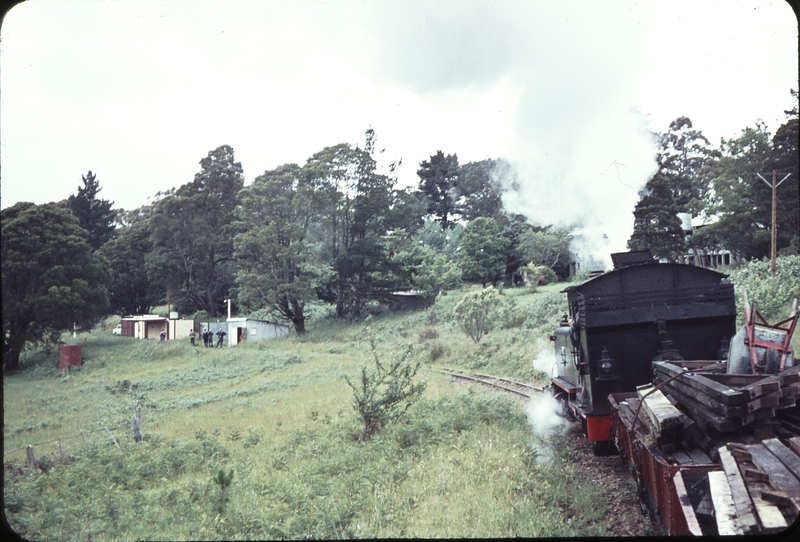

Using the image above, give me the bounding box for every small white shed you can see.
[225,318,289,346]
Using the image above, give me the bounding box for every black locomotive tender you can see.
[550,250,737,455]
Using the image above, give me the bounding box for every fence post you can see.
[26,445,35,469]
[136,402,143,429]
[104,426,121,451]
[130,418,142,442]
[80,431,88,452]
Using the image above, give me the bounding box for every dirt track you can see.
[563,425,661,537]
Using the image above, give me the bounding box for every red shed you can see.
[59,344,82,370]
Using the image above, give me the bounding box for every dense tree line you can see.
[4,93,798,369]
[629,91,799,262]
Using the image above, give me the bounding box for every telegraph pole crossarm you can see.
[756,171,791,278]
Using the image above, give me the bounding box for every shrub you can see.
[344,339,427,441]
[727,255,800,327]
[453,287,502,343]
[429,341,445,362]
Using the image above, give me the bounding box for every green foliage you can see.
[453,287,503,342]
[459,217,510,286]
[417,150,461,229]
[518,226,572,280]
[393,245,462,294]
[411,219,463,260]
[213,469,234,489]
[66,170,117,251]
[344,339,427,440]
[2,202,111,371]
[234,163,317,333]
[727,255,800,327]
[656,116,720,211]
[700,118,798,260]
[98,221,161,315]
[628,169,685,261]
[3,294,644,539]
[523,263,558,292]
[304,135,398,318]
[148,145,244,317]
[456,158,507,222]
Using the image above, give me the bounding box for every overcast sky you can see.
[1,0,797,264]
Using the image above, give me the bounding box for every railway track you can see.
[438,367,546,398]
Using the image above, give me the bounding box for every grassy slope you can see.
[4,284,626,540]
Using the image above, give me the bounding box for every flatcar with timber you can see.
[549,250,737,455]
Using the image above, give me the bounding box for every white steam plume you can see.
[526,336,569,461]
[357,1,661,270]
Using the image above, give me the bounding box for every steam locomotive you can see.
[550,250,737,455]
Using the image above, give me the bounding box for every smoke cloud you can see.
[526,336,569,461]
[356,1,661,269]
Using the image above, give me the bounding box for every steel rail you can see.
[438,368,545,398]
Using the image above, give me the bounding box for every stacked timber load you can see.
[707,438,800,535]
[616,384,688,453]
[652,361,800,450]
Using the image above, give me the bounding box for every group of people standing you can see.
[189,328,226,348]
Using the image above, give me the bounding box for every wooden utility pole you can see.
[757,171,791,277]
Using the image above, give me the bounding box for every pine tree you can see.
[628,170,685,261]
[67,171,117,250]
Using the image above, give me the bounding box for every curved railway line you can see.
[437,367,545,399]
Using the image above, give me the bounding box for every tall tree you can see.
[67,170,117,250]
[768,102,799,254]
[304,133,396,318]
[518,225,572,279]
[456,158,506,222]
[234,164,317,333]
[657,117,720,214]
[417,151,460,229]
[97,221,161,315]
[2,202,110,371]
[627,170,685,261]
[700,122,774,260]
[458,217,510,286]
[148,145,244,317]
[411,219,462,260]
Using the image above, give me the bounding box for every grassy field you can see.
[3,284,630,540]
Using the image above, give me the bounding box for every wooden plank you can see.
[736,375,782,400]
[653,374,745,418]
[708,470,744,535]
[671,450,694,465]
[781,382,800,398]
[704,372,776,386]
[789,437,800,455]
[653,380,737,432]
[760,439,800,484]
[745,443,800,494]
[745,480,790,534]
[779,365,800,385]
[673,470,704,536]
[743,466,770,483]
[654,362,745,405]
[718,447,759,534]
[636,384,685,436]
[670,360,727,370]
[686,448,714,465]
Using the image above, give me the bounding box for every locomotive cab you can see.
[549,251,736,455]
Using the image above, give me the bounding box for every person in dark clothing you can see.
[216,329,226,348]
[189,330,196,346]
[159,330,166,343]
[203,329,210,347]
